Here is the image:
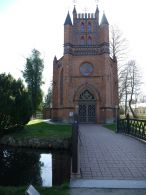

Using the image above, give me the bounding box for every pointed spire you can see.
[113,55,117,63]
[54,55,57,61]
[95,4,99,23]
[101,13,109,25]
[73,5,77,14]
[64,12,72,25]
[53,56,57,66]
[95,5,99,13]
[73,5,77,23]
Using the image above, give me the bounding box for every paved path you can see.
[70,125,146,194]
[78,125,146,180]
[70,188,146,195]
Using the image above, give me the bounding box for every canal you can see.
[0,147,71,187]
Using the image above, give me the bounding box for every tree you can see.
[120,60,141,117]
[110,26,143,117]
[22,49,44,116]
[127,60,141,117]
[110,25,128,63]
[139,95,146,103]
[119,65,129,115]
[110,26,129,106]
[44,84,52,108]
[0,73,32,134]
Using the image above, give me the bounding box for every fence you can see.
[118,115,146,140]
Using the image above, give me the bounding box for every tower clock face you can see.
[80,63,93,76]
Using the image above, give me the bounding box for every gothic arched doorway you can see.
[78,90,96,123]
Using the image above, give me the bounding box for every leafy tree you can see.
[44,84,52,108]
[22,49,44,116]
[0,73,32,134]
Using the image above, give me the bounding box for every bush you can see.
[0,73,32,135]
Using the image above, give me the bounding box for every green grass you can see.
[0,184,69,195]
[137,115,146,119]
[103,123,116,132]
[9,119,72,139]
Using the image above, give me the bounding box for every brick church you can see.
[51,5,118,123]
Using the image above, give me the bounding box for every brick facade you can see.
[52,6,118,123]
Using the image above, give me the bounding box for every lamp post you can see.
[74,105,79,124]
[75,105,79,113]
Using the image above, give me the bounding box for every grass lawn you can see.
[0,184,69,195]
[103,123,116,132]
[10,119,72,139]
[137,115,146,120]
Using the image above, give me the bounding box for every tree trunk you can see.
[129,99,137,118]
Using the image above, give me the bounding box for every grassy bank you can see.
[0,184,69,195]
[103,123,116,132]
[10,119,72,139]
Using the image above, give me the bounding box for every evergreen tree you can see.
[0,73,32,134]
[44,84,52,108]
[22,49,44,115]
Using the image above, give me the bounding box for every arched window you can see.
[81,22,85,32]
[60,69,63,105]
[88,22,92,32]
[88,36,92,45]
[79,90,95,100]
[81,36,85,45]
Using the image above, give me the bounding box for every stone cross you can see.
[84,7,87,13]
[73,0,77,6]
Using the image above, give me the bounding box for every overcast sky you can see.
[0,0,146,95]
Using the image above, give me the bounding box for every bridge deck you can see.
[78,124,146,180]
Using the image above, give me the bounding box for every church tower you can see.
[52,5,118,123]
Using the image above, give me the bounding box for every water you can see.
[0,147,71,187]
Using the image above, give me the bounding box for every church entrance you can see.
[78,90,96,123]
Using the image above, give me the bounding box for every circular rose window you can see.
[80,63,93,76]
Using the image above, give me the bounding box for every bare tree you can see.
[110,26,142,118]
[110,25,129,107]
[139,95,146,103]
[119,66,130,116]
[128,60,141,117]
[110,25,128,63]
[120,60,142,117]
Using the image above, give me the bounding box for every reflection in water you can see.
[52,152,71,186]
[40,154,52,187]
[0,147,71,187]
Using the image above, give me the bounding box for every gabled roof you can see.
[64,12,72,25]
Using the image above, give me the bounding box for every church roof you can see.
[101,13,109,25]
[64,12,72,25]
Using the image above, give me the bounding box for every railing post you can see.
[126,113,130,134]
[117,115,120,133]
[143,121,146,140]
[72,113,79,174]
[115,105,119,133]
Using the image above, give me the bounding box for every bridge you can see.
[70,122,146,194]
